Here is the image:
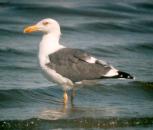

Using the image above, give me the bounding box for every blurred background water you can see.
[0,0,153,130]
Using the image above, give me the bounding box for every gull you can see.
[24,18,134,105]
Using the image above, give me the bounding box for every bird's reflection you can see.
[39,107,66,120]
[38,89,77,120]
[38,83,112,120]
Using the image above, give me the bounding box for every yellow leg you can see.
[63,91,68,105]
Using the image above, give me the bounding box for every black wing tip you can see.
[118,71,134,79]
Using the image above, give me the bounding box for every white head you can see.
[24,18,61,36]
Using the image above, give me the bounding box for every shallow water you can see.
[0,0,153,130]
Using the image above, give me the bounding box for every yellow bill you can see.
[24,25,38,33]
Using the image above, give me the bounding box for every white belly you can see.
[38,36,73,90]
[40,63,74,90]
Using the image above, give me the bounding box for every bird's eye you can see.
[43,21,49,26]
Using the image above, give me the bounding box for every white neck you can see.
[39,33,65,66]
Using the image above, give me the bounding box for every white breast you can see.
[38,34,73,90]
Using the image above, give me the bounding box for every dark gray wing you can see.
[47,48,112,82]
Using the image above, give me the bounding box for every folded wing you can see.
[47,48,118,82]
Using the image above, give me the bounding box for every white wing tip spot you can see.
[86,57,97,64]
[104,68,118,77]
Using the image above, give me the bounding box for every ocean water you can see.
[0,0,153,130]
